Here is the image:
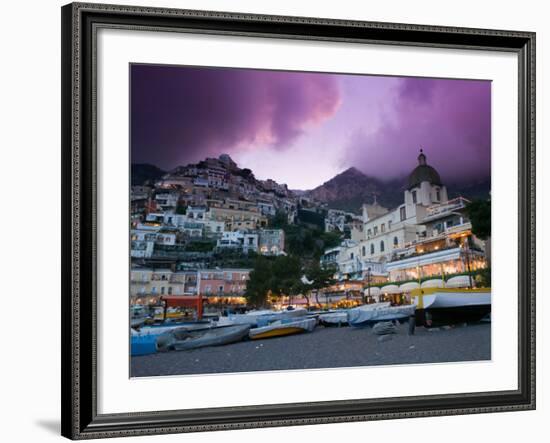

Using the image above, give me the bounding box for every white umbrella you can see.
[446,275,472,288]
[380,284,400,294]
[421,279,446,289]
[399,282,420,292]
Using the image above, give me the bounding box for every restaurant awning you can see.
[160,295,205,308]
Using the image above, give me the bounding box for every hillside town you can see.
[130,150,489,311]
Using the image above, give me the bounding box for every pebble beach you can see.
[131,322,491,377]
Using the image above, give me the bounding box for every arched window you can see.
[393,236,398,247]
[370,244,375,255]
[380,240,385,252]
[362,246,366,256]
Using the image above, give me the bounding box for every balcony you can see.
[423,197,470,221]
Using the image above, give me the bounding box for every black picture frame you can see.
[61,2,536,439]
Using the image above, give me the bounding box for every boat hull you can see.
[411,289,491,326]
[318,312,348,327]
[249,318,317,340]
[249,327,305,339]
[348,304,415,328]
[416,306,491,327]
[169,324,251,351]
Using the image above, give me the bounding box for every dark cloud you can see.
[344,77,491,183]
[131,64,341,169]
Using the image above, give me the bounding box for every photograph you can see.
[129,64,492,377]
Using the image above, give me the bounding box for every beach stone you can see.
[378,335,393,343]
[373,321,397,335]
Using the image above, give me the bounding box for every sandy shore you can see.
[131,322,490,377]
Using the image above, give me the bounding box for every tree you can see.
[269,255,302,301]
[465,199,491,240]
[244,256,272,307]
[303,262,336,306]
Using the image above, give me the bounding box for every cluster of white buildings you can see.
[321,150,488,287]
[130,155,290,260]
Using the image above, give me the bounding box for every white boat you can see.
[133,321,211,337]
[347,303,415,327]
[219,307,308,327]
[421,290,491,309]
[318,311,348,326]
[410,288,491,326]
[249,317,317,340]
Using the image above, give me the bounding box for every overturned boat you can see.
[164,324,251,351]
[318,311,349,327]
[249,317,317,340]
[347,303,415,327]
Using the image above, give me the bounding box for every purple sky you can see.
[131,64,491,189]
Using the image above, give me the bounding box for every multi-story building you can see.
[198,268,250,298]
[154,190,179,211]
[323,150,488,286]
[258,229,285,256]
[216,231,259,254]
[209,206,267,231]
[130,268,199,304]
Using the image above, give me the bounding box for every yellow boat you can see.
[249,318,317,340]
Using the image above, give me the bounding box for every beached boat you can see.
[218,307,308,327]
[347,303,415,327]
[421,290,491,309]
[131,333,161,356]
[133,321,211,337]
[249,317,317,340]
[166,324,251,351]
[410,288,491,326]
[318,311,349,327]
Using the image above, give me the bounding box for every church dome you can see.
[408,149,442,189]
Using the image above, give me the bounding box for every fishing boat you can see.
[131,331,163,356]
[410,287,491,326]
[166,324,251,351]
[318,311,349,327]
[218,307,308,327]
[249,317,317,340]
[130,305,150,328]
[347,303,415,327]
[133,321,211,337]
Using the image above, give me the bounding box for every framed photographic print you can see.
[61,2,536,439]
